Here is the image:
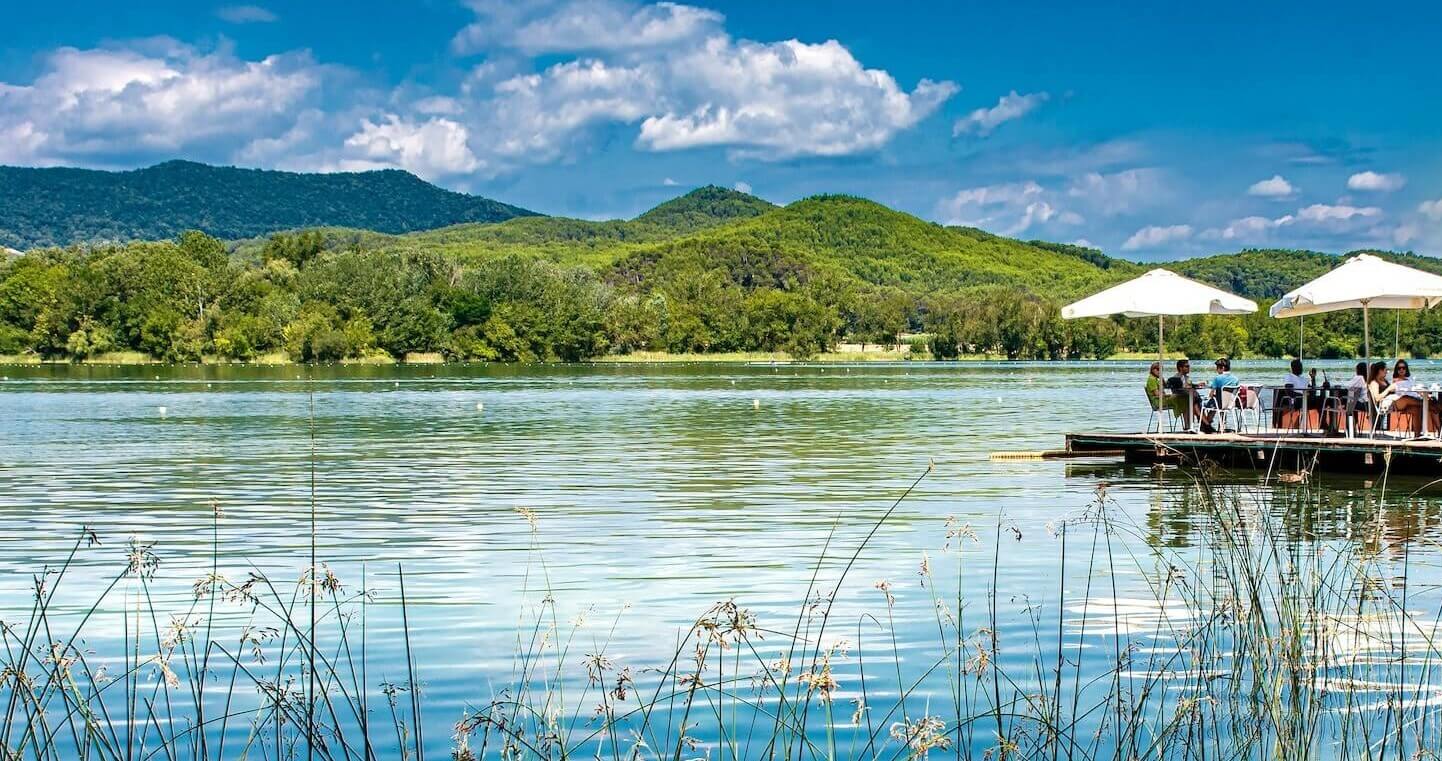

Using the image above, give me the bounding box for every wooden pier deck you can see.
[1065,431,1442,475]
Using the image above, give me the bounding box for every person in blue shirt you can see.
[1200,357,1240,433]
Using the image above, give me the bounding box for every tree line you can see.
[2,231,1437,363]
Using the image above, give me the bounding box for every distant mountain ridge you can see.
[0,160,537,249]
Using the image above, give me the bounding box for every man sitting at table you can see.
[1200,357,1240,433]
[1165,358,1200,430]
[1278,358,1318,430]
[1283,358,1314,389]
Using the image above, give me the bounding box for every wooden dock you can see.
[1065,431,1442,475]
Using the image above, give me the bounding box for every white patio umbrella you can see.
[1063,269,1258,411]
[1269,253,1442,360]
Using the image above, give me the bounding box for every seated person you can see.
[1278,358,1318,430]
[1366,361,1400,429]
[1283,358,1314,388]
[1200,357,1240,433]
[1343,361,1370,432]
[1145,361,1191,428]
[1165,358,1200,429]
[1387,359,1437,433]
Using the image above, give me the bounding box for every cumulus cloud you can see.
[733,180,751,193]
[1247,174,1296,198]
[952,90,1048,137]
[1121,224,1193,251]
[1201,201,1388,246]
[1290,203,1382,223]
[1347,170,1406,192]
[1066,168,1164,216]
[453,0,723,55]
[216,5,277,23]
[338,115,482,177]
[0,1,956,181]
[635,37,956,158]
[0,41,321,165]
[936,180,1082,236]
[1420,199,1442,220]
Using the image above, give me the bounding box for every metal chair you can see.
[1145,389,1180,433]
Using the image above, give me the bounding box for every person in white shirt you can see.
[1283,358,1313,389]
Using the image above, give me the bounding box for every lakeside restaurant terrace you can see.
[1146,373,1442,440]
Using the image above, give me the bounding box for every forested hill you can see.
[5,178,1441,363]
[1171,249,1442,300]
[0,161,537,249]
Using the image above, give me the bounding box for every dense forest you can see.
[0,161,535,250]
[3,185,1440,364]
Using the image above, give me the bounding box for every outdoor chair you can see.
[1239,385,1265,432]
[1145,390,1181,434]
[1209,384,1245,433]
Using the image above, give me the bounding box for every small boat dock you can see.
[1065,431,1442,474]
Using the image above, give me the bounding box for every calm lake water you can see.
[4,359,1442,757]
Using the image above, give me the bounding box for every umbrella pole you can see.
[1158,315,1165,418]
[1364,302,1371,363]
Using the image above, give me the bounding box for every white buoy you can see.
[476,402,484,411]
[394,381,400,388]
[154,375,160,380]
[753,398,760,409]
[158,406,167,417]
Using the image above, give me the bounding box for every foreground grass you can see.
[3,458,1441,760]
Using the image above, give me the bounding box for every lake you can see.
[3,360,1441,759]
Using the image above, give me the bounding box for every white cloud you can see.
[0,42,321,165]
[1247,174,1296,198]
[1418,199,1442,220]
[935,180,1082,236]
[1202,215,1277,242]
[1121,224,1193,251]
[0,2,955,180]
[1289,203,1382,224]
[733,180,751,193]
[1066,168,1164,216]
[454,0,723,55]
[635,37,956,159]
[217,5,277,23]
[952,90,1048,137]
[662,176,678,186]
[337,115,482,179]
[1346,170,1406,192]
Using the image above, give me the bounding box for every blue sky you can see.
[3,1,1440,259]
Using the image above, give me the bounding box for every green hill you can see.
[633,185,776,232]
[1172,248,1442,300]
[232,185,779,268]
[609,195,1142,299]
[0,160,537,249]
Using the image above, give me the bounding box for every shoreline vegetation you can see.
[6,187,1442,368]
[5,461,1442,759]
[0,348,1422,367]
